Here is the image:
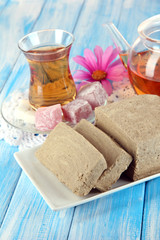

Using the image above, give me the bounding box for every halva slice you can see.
[35,122,107,196]
[95,94,160,180]
[74,119,132,191]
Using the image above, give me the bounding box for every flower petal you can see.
[109,58,120,67]
[107,65,126,82]
[108,48,119,64]
[73,70,92,80]
[101,79,113,96]
[107,75,124,82]
[101,46,113,70]
[109,59,128,78]
[73,56,93,73]
[108,64,126,75]
[103,48,119,71]
[84,49,97,70]
[94,46,103,69]
[109,58,122,68]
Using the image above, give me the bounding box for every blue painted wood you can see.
[70,0,124,72]
[0,1,9,13]
[32,0,84,32]
[0,0,46,92]
[0,0,160,239]
[117,0,160,44]
[68,184,145,240]
[141,177,160,240]
[0,173,74,240]
[0,142,20,227]
[0,0,47,229]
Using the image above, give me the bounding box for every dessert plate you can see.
[14,145,160,210]
[1,89,103,135]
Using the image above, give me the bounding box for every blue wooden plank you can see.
[68,184,145,240]
[0,142,20,227]
[0,0,9,13]
[117,0,160,44]
[32,0,84,32]
[0,173,74,240]
[0,0,46,92]
[0,0,46,227]
[141,178,160,240]
[70,0,124,72]
[1,0,160,239]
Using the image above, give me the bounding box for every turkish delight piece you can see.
[35,104,62,131]
[77,82,107,110]
[62,99,92,124]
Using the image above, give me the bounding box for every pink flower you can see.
[73,45,127,96]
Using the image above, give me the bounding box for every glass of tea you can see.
[18,29,76,110]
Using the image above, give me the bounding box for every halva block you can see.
[35,122,107,196]
[95,94,160,180]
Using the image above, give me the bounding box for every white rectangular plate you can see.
[14,146,160,210]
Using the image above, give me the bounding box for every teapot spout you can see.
[103,22,131,68]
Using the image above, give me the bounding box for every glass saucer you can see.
[1,89,97,134]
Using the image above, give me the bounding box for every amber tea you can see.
[119,50,160,96]
[24,45,76,109]
[119,51,128,69]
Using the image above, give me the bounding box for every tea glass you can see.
[18,29,76,110]
[1,29,76,133]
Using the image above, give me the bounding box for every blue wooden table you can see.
[0,0,160,239]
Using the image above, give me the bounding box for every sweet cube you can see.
[77,82,107,110]
[62,98,92,124]
[35,104,62,131]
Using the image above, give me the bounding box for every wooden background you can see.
[0,0,160,239]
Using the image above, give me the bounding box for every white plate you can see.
[14,146,160,210]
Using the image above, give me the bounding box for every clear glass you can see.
[1,29,77,134]
[18,29,76,109]
[105,14,160,96]
[128,15,160,95]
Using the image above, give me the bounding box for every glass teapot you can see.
[104,15,160,96]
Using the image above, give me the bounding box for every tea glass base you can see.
[1,89,97,134]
